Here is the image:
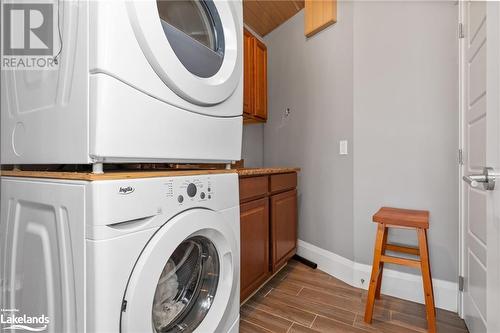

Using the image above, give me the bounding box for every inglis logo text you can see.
[0,309,49,331]
[119,186,135,195]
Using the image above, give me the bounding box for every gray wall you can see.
[264,4,355,260]
[241,124,264,167]
[352,1,459,281]
[261,1,458,281]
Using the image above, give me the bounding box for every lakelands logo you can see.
[1,1,59,70]
[0,309,49,331]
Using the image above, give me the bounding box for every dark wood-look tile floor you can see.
[240,260,468,333]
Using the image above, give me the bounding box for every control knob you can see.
[187,183,197,197]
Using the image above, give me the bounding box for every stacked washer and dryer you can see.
[1,0,243,332]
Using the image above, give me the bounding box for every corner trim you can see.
[297,239,458,312]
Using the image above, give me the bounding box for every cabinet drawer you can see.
[239,176,268,202]
[270,173,297,194]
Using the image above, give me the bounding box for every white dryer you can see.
[0,172,240,332]
[1,0,243,165]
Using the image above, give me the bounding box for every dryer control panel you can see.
[164,176,215,206]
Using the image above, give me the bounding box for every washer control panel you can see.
[164,176,215,205]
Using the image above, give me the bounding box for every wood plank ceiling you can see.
[243,0,304,37]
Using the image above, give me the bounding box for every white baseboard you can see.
[297,239,458,312]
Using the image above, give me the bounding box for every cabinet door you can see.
[253,38,267,120]
[271,189,297,272]
[240,197,270,301]
[304,0,337,37]
[243,29,254,116]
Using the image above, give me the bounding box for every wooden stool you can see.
[364,207,436,333]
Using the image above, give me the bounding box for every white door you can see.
[460,1,500,332]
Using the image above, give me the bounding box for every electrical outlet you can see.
[339,140,348,155]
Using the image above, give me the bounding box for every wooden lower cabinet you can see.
[240,197,270,301]
[271,189,298,272]
[239,172,298,302]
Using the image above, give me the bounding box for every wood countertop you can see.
[0,167,300,180]
[236,167,300,176]
[0,169,237,181]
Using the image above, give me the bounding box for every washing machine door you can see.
[121,209,237,333]
[127,0,242,107]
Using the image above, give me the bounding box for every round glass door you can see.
[152,236,219,332]
[157,0,225,78]
[127,0,241,106]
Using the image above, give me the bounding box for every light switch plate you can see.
[339,140,348,155]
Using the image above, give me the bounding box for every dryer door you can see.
[127,0,242,107]
[121,209,237,333]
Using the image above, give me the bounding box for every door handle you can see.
[463,167,498,190]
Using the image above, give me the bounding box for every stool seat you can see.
[373,207,429,229]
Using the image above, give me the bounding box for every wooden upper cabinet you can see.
[304,0,337,37]
[243,29,254,116]
[243,28,267,123]
[253,38,267,120]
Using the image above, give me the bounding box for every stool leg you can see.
[425,230,436,315]
[375,226,388,299]
[364,224,386,324]
[417,228,436,333]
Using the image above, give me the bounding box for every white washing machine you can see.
[0,172,240,332]
[1,0,243,165]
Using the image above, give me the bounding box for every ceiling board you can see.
[244,0,304,37]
